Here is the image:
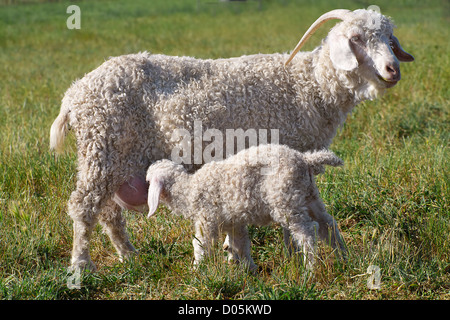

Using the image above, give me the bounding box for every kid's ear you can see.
[329,33,359,71]
[147,176,163,218]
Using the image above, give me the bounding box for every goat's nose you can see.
[386,64,400,80]
[386,64,396,75]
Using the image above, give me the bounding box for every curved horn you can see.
[285,9,352,66]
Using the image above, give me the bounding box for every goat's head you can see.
[286,9,414,89]
[146,159,187,218]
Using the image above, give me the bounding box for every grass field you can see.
[0,0,448,300]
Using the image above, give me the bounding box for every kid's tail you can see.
[303,150,344,175]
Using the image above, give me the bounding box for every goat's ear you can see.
[390,35,414,62]
[329,34,359,71]
[147,176,163,218]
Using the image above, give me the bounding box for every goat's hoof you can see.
[69,259,97,273]
[119,249,139,262]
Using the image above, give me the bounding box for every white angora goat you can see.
[50,9,413,271]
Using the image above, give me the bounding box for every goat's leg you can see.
[307,197,347,261]
[225,226,257,271]
[192,220,217,267]
[99,199,137,262]
[68,182,105,272]
[223,234,239,262]
[287,217,319,269]
[282,227,301,255]
[222,235,234,258]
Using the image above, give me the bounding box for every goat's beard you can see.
[356,81,386,101]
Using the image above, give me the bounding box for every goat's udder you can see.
[113,176,149,212]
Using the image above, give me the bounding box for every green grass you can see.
[0,0,449,300]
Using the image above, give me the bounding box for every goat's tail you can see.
[302,150,343,175]
[49,103,70,154]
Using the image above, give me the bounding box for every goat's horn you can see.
[285,9,351,66]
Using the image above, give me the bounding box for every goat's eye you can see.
[389,39,394,49]
[350,36,360,43]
